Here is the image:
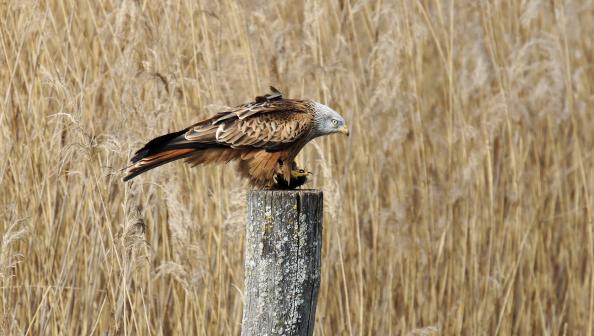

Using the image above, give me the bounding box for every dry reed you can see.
[1,0,593,335]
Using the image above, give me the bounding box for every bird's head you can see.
[311,101,349,137]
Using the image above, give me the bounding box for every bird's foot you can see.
[291,168,312,178]
[270,168,311,190]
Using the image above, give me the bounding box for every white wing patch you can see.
[215,124,226,141]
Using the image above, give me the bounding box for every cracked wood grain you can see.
[241,190,323,336]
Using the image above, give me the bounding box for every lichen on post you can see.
[241,190,323,336]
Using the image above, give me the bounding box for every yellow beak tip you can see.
[339,125,350,136]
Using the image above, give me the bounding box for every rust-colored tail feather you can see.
[130,129,188,163]
[123,129,224,181]
[123,148,195,181]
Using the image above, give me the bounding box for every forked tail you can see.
[123,129,218,181]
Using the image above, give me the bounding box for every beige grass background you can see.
[1,0,594,335]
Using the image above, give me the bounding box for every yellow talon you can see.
[291,169,312,178]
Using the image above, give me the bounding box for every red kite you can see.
[123,87,348,188]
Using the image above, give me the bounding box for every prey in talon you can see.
[272,161,312,190]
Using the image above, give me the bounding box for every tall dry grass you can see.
[1,0,593,334]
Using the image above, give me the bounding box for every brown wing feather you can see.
[214,110,313,150]
[185,99,313,149]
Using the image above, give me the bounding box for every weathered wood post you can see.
[241,190,323,336]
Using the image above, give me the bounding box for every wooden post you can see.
[241,190,323,336]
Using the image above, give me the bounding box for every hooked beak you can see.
[338,125,350,136]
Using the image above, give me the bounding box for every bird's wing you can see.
[209,86,286,124]
[184,99,314,151]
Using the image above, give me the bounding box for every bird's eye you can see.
[331,119,339,126]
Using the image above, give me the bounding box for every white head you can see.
[311,101,349,137]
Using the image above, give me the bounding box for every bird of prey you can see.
[123,87,348,188]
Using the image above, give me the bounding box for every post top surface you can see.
[248,189,322,196]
